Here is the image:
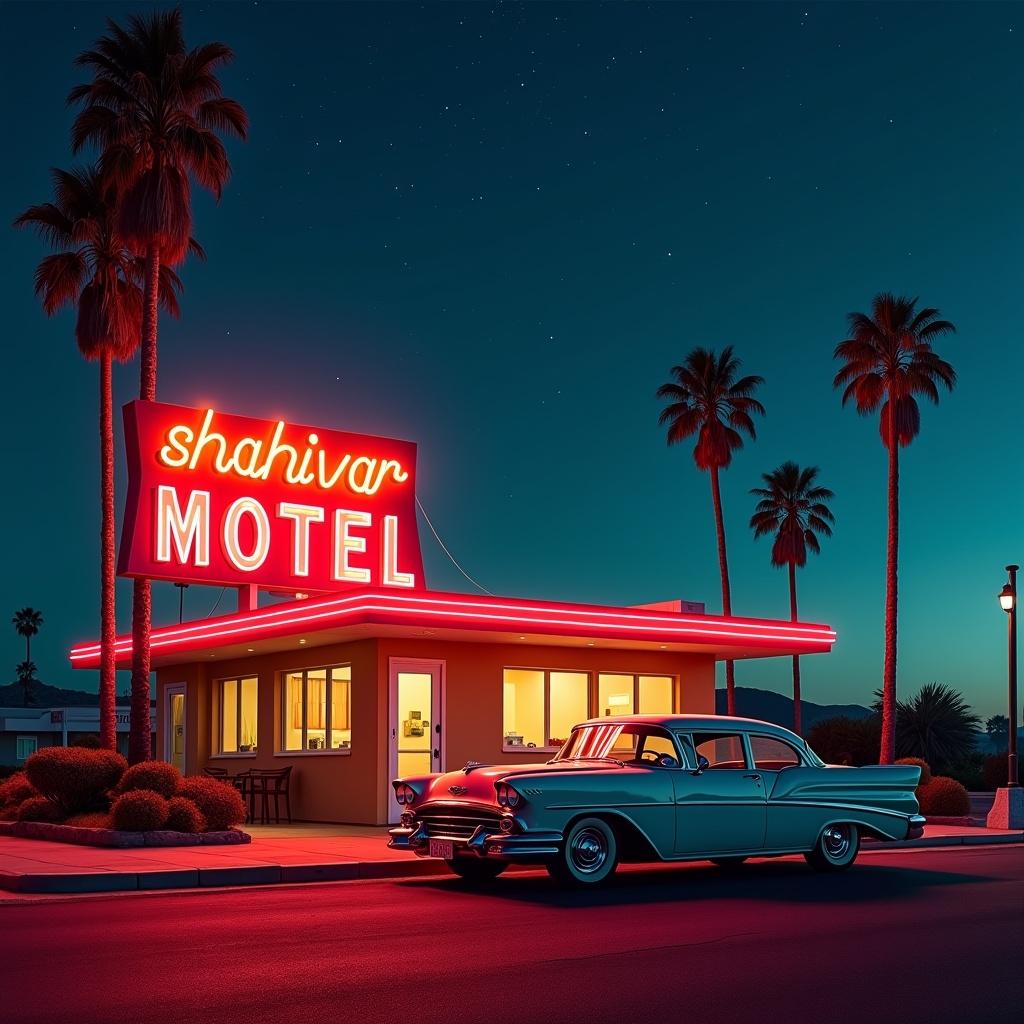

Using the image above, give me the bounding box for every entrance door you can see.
[166,685,186,774]
[388,659,444,823]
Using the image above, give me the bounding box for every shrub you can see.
[983,754,1014,791]
[71,734,102,749]
[118,760,181,799]
[65,812,113,829]
[895,757,932,787]
[806,716,881,766]
[25,747,127,813]
[918,775,971,817]
[110,790,170,831]
[0,771,37,809]
[17,796,65,823]
[177,776,246,831]
[944,753,985,791]
[165,797,207,834]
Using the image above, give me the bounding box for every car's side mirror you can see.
[691,755,710,776]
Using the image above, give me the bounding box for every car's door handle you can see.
[743,773,761,780]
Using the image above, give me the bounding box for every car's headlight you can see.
[394,782,417,805]
[495,783,523,809]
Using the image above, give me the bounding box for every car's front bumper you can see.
[387,822,563,862]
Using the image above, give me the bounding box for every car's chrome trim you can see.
[770,799,919,821]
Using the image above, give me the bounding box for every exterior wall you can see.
[159,637,715,826]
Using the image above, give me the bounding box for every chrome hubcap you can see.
[569,828,608,873]
[823,825,851,859]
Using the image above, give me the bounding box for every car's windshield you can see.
[553,723,681,766]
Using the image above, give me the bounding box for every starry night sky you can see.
[2,1,1022,720]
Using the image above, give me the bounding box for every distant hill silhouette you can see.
[0,679,108,708]
[716,686,873,729]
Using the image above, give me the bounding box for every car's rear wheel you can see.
[804,823,859,872]
[709,856,748,868]
[548,817,618,887]
[446,857,508,882]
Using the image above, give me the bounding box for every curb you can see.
[2,833,1020,894]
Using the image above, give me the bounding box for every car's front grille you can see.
[418,809,501,840]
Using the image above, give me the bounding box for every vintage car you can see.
[387,714,925,886]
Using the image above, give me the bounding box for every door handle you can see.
[743,773,761,780]
[433,748,439,759]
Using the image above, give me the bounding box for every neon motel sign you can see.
[118,401,424,593]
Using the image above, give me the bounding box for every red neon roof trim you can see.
[69,587,836,668]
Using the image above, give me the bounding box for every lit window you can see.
[283,665,351,752]
[503,668,588,749]
[597,674,674,717]
[15,736,37,762]
[218,677,258,753]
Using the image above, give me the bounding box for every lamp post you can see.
[988,565,1023,828]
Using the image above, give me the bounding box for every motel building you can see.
[69,401,836,825]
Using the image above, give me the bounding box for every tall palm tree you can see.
[833,294,955,763]
[69,9,247,762]
[12,608,43,664]
[750,462,835,734]
[16,660,38,707]
[14,166,182,749]
[657,347,765,715]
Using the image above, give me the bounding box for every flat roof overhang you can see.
[69,587,837,670]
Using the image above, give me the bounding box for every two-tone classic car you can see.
[387,714,925,886]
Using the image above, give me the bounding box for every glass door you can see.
[388,659,443,823]
[166,685,186,773]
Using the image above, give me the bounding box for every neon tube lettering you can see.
[222,497,271,572]
[155,486,210,566]
[277,502,325,577]
[333,509,372,583]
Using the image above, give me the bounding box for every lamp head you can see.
[999,583,1015,613]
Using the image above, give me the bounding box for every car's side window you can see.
[690,732,749,770]
[749,735,803,770]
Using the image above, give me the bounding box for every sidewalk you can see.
[1,822,1020,896]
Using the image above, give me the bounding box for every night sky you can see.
[3,2,1022,720]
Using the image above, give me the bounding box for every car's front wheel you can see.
[548,817,619,887]
[446,857,508,882]
[804,823,859,872]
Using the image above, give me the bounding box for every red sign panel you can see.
[118,401,424,594]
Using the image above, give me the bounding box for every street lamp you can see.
[989,564,1023,828]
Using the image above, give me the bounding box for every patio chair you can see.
[248,767,293,825]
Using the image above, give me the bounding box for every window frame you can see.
[684,731,753,770]
[502,667,591,753]
[596,672,676,718]
[748,733,805,770]
[15,735,37,762]
[214,675,259,757]
[279,663,353,756]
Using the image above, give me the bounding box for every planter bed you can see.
[924,815,979,827]
[0,819,251,848]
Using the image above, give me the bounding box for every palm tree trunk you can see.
[129,242,160,763]
[99,353,117,751]
[710,467,736,715]
[880,434,899,764]
[789,560,801,735]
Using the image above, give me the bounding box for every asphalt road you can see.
[2,846,1022,1024]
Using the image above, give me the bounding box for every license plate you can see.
[429,839,454,860]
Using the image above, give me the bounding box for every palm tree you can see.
[16,660,38,707]
[657,347,765,715]
[14,167,182,750]
[750,462,835,735]
[12,609,43,664]
[69,9,247,762]
[894,683,980,771]
[833,294,955,763]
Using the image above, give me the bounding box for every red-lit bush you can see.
[918,775,971,817]
[165,797,206,834]
[110,790,170,831]
[24,747,127,813]
[0,771,37,809]
[177,776,246,831]
[65,812,114,829]
[17,796,65,823]
[118,760,181,799]
[895,757,932,787]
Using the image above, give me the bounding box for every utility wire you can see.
[416,496,493,595]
